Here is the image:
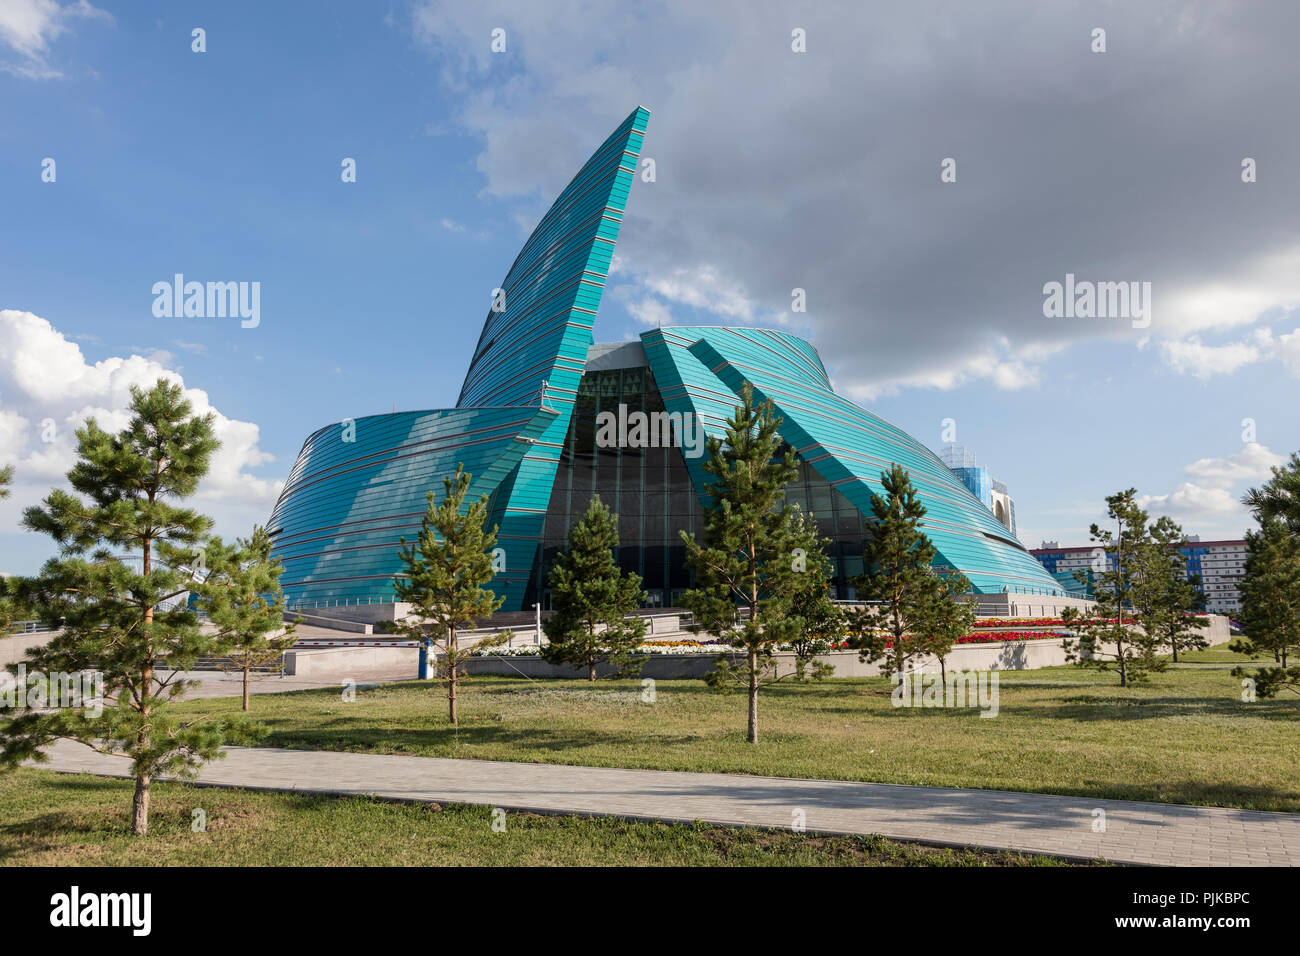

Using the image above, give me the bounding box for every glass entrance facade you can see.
[532,358,877,608]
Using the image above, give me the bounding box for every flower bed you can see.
[973,617,1135,628]
[474,630,1070,658]
[955,631,1070,644]
[473,639,731,658]
[828,630,1066,650]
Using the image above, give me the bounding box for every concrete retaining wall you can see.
[275,613,1233,680]
[282,644,419,676]
[462,639,1077,680]
[285,603,411,625]
[0,631,57,667]
[974,594,1095,618]
[285,612,373,634]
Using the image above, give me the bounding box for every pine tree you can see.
[197,526,297,711]
[393,465,507,724]
[541,497,647,681]
[1061,489,1166,686]
[787,581,844,681]
[0,465,19,634]
[0,380,261,835]
[1232,454,1300,696]
[1242,452,1300,534]
[847,464,952,681]
[913,572,977,687]
[1143,516,1209,662]
[682,385,833,744]
[1231,518,1300,697]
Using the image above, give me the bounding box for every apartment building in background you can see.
[1030,537,1248,616]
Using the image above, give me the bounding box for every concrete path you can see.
[33,740,1298,865]
[171,669,413,700]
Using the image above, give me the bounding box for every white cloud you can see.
[1158,246,1300,338]
[1137,483,1241,517]
[407,1,1300,397]
[1275,327,1300,376]
[1159,328,1273,379]
[440,217,465,233]
[841,337,1062,401]
[626,296,673,327]
[1183,442,1284,489]
[0,0,109,79]
[1136,442,1282,528]
[640,265,761,322]
[0,309,283,510]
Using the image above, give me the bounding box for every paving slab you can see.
[31,740,1299,866]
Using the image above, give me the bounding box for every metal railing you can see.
[5,620,54,635]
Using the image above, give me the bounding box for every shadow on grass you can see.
[253,721,698,756]
[993,695,1300,723]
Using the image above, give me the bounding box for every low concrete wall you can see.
[283,644,419,677]
[1198,614,1229,643]
[277,613,1234,680]
[462,639,1077,680]
[284,612,373,634]
[0,631,57,667]
[974,594,1095,618]
[285,603,411,626]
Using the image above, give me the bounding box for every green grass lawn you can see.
[1173,640,1272,664]
[173,660,1300,813]
[0,769,1069,866]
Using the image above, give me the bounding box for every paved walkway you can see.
[172,669,413,700]
[33,740,1297,865]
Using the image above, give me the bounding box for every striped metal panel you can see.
[641,326,1066,597]
[267,107,650,608]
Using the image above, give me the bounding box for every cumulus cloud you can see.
[1273,327,1300,376]
[841,337,1062,401]
[1183,443,1285,489]
[640,265,766,322]
[1137,483,1242,517]
[626,296,673,328]
[0,0,109,79]
[407,0,1300,396]
[1137,443,1282,528]
[0,309,283,510]
[1159,328,1274,379]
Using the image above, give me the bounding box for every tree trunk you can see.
[134,489,158,836]
[588,662,597,682]
[448,629,458,724]
[132,771,150,836]
[747,648,759,744]
[242,661,251,712]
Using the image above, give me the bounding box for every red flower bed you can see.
[955,631,1069,644]
[829,630,1065,650]
[973,617,1136,628]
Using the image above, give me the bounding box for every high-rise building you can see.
[938,444,1017,538]
[1030,537,1248,615]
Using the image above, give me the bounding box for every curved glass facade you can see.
[267,107,650,607]
[267,105,1067,610]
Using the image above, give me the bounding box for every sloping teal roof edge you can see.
[640,325,1064,596]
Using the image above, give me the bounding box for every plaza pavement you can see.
[171,668,413,700]
[33,739,1299,866]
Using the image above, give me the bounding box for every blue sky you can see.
[2,0,1298,574]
